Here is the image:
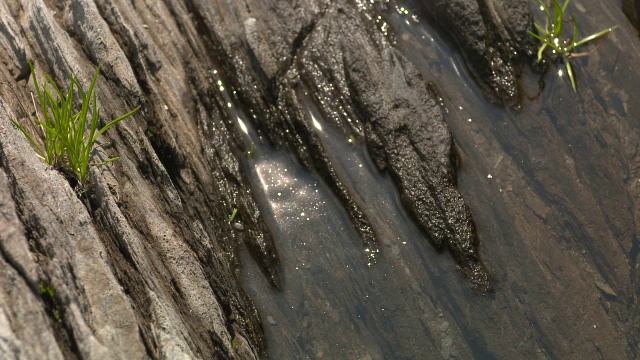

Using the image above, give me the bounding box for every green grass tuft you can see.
[528,0,617,92]
[11,62,140,192]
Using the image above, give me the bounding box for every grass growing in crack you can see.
[229,208,238,223]
[10,62,140,192]
[40,280,55,299]
[528,0,617,92]
[40,280,61,321]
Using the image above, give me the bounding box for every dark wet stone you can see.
[338,18,493,291]
[623,0,640,32]
[413,0,537,107]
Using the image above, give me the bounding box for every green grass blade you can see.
[86,65,100,104]
[42,91,62,164]
[88,92,98,147]
[49,89,72,164]
[565,60,577,92]
[76,84,92,175]
[77,73,95,152]
[73,75,87,101]
[72,74,89,181]
[31,73,47,123]
[83,92,98,164]
[82,93,100,183]
[92,106,140,141]
[44,91,60,123]
[537,43,548,62]
[536,0,552,28]
[34,115,62,165]
[574,25,618,47]
[534,22,549,37]
[77,67,99,136]
[29,62,54,155]
[63,80,75,142]
[34,117,60,138]
[229,208,238,223]
[42,72,65,101]
[95,157,120,168]
[564,15,579,52]
[529,31,563,53]
[29,62,43,107]
[552,0,564,36]
[10,119,46,159]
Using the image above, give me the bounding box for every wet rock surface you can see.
[413,0,537,106]
[0,0,638,359]
[226,1,492,290]
[381,1,640,358]
[624,0,640,32]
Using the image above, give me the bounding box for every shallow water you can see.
[239,1,640,358]
[239,107,477,359]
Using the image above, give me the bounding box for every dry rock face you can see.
[0,0,536,358]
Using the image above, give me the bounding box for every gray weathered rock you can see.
[0,168,64,360]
